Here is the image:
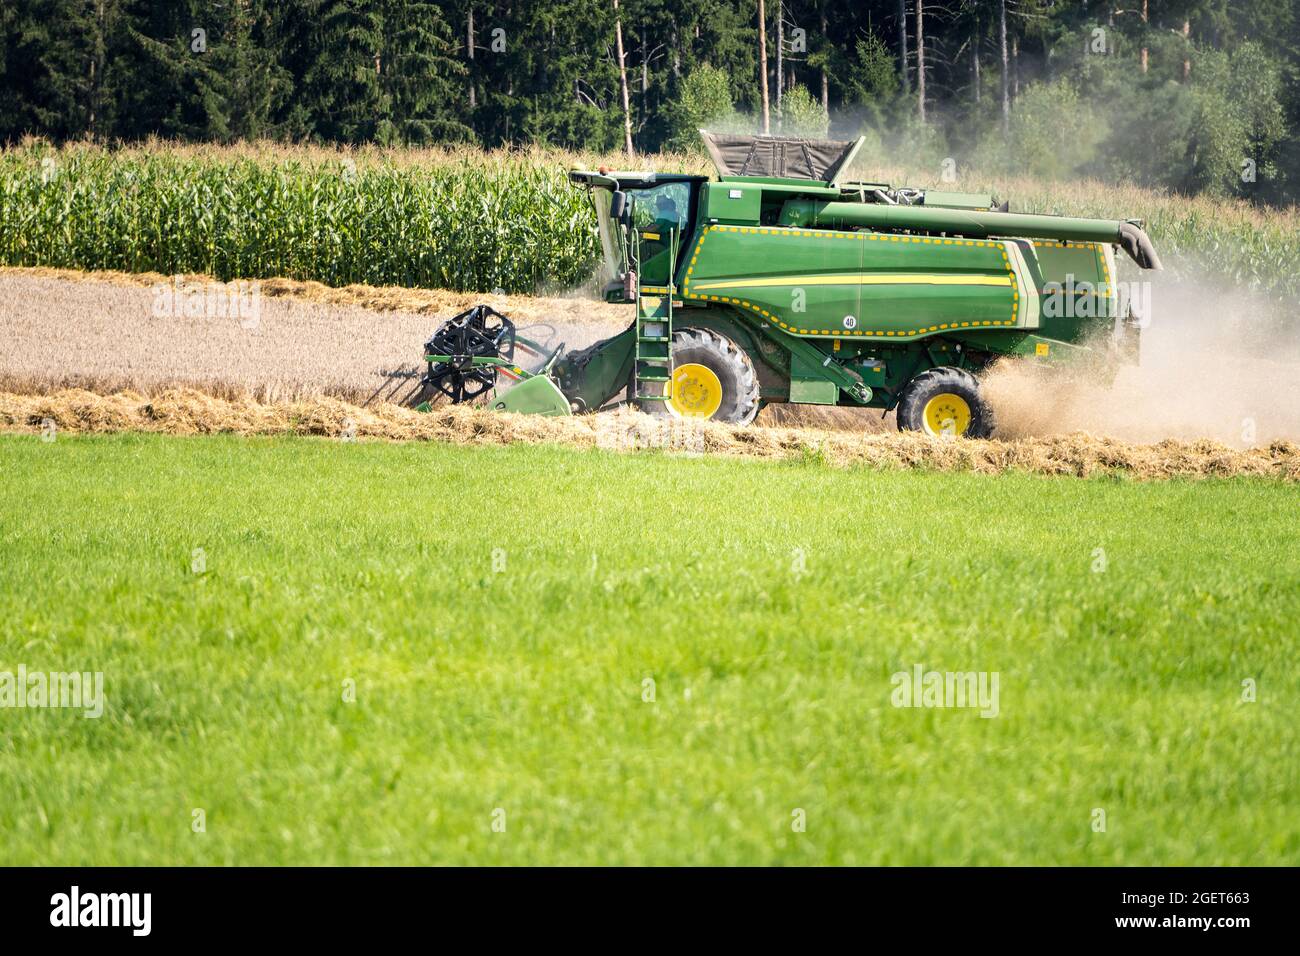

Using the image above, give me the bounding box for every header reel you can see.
[415,304,572,416]
[421,304,517,404]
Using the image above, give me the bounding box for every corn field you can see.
[0,144,603,294]
[1,141,1298,301]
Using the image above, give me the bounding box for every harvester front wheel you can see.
[646,327,761,425]
[896,367,995,439]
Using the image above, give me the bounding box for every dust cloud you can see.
[984,267,1300,446]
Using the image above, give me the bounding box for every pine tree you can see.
[302,0,385,142]
[0,0,126,141]
[376,0,469,144]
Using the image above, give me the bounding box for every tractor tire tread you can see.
[895,366,996,439]
[644,326,761,425]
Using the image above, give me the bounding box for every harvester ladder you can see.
[632,227,676,404]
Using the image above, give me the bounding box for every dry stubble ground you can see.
[0,267,628,404]
[0,266,887,429]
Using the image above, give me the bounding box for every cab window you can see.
[630,182,691,234]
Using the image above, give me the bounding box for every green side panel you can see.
[788,353,838,405]
[859,235,1018,332]
[682,225,1020,340]
[701,182,762,224]
[683,224,861,334]
[638,242,675,286]
[491,375,572,416]
[1030,240,1114,345]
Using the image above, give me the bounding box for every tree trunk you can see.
[916,0,926,122]
[999,0,1009,136]
[614,0,634,158]
[1140,0,1149,74]
[972,18,980,105]
[1181,19,1191,81]
[898,0,909,93]
[88,0,108,139]
[758,0,770,134]
[819,3,829,110]
[467,7,475,109]
[1011,35,1019,97]
[775,0,784,119]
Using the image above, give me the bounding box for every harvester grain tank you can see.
[416,131,1160,438]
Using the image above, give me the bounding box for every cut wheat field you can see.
[0,266,886,432]
[0,267,627,405]
[8,262,1300,443]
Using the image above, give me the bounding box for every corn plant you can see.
[0,144,603,295]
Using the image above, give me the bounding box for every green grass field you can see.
[1,433,1296,865]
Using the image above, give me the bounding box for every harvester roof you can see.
[699,130,865,186]
[568,170,707,189]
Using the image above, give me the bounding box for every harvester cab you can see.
[416,130,1162,438]
[579,171,706,296]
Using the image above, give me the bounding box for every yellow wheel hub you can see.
[668,363,723,419]
[922,392,972,436]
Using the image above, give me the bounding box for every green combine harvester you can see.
[417,131,1160,438]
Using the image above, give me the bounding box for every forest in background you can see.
[1,1,1297,205]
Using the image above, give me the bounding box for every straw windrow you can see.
[4,388,1297,482]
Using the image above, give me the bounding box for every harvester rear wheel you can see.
[895,367,995,439]
[646,327,761,425]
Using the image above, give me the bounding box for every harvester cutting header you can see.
[417,130,1161,438]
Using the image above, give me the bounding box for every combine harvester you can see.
[417,131,1160,438]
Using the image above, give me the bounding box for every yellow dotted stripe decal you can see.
[1000,243,1019,325]
[1097,245,1113,305]
[683,225,1020,338]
